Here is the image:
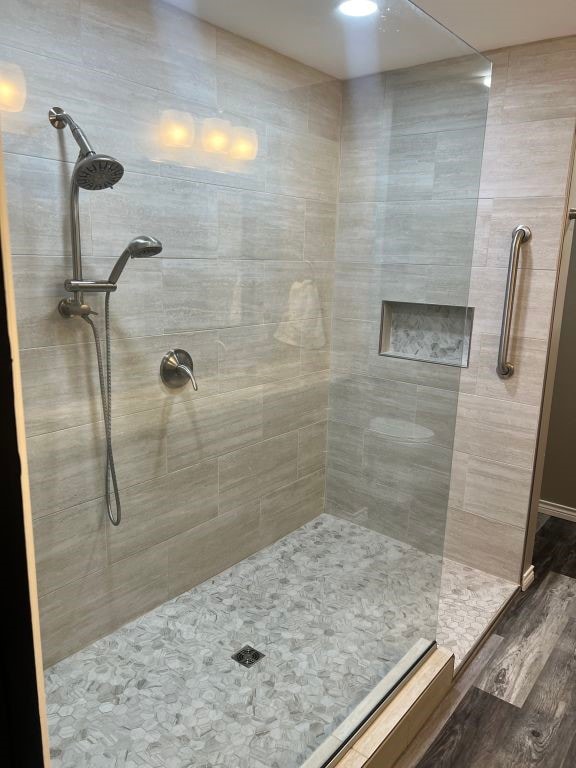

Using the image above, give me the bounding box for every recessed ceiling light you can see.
[338,0,379,18]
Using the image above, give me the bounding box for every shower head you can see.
[73,154,124,190]
[108,236,163,284]
[49,106,124,189]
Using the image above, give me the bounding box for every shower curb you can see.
[329,646,454,768]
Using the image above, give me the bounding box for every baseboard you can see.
[521,565,535,592]
[539,499,576,523]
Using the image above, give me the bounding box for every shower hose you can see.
[83,293,122,526]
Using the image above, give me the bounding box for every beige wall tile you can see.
[503,45,576,123]
[447,450,468,510]
[81,18,217,107]
[326,421,365,473]
[217,69,310,134]
[415,386,458,449]
[0,0,81,62]
[4,153,91,257]
[166,387,264,471]
[108,460,218,562]
[21,341,100,436]
[263,371,329,438]
[266,126,339,202]
[485,197,565,270]
[454,393,539,469]
[329,374,417,434]
[260,470,325,545]
[469,267,556,340]
[473,199,493,267]
[308,80,343,142]
[326,466,411,542]
[475,334,548,406]
[218,323,301,392]
[28,420,105,517]
[28,407,167,515]
[89,171,219,259]
[364,431,452,488]
[12,255,84,349]
[445,507,525,582]
[298,421,327,477]
[263,261,333,324]
[462,455,532,528]
[484,50,510,126]
[33,499,107,596]
[162,259,264,333]
[82,0,217,63]
[304,201,337,262]
[217,188,305,261]
[384,64,489,135]
[480,118,574,198]
[218,432,299,514]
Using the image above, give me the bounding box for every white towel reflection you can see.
[274,279,326,349]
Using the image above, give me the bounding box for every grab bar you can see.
[496,225,532,379]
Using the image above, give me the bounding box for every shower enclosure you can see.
[1,0,490,765]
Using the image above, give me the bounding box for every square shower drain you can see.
[231,646,265,668]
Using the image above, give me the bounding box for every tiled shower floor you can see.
[45,514,516,768]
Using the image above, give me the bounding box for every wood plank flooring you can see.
[413,517,576,768]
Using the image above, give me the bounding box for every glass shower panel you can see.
[0,0,489,766]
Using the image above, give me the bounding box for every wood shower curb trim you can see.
[331,647,454,768]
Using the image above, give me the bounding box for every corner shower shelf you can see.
[379,300,474,368]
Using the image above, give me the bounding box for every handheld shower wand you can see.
[108,236,163,284]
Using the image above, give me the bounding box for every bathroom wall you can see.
[447,37,576,582]
[327,36,576,585]
[326,55,488,557]
[1,0,341,664]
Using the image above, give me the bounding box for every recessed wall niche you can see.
[379,301,474,368]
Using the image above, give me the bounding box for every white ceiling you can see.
[166,0,576,79]
[417,0,576,55]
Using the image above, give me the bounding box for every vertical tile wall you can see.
[326,55,490,558]
[4,0,575,663]
[447,38,576,581]
[1,0,341,664]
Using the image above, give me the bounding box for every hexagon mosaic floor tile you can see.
[45,513,516,767]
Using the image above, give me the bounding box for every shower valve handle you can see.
[160,349,198,391]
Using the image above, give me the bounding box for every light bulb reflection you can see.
[229,126,259,161]
[202,118,232,154]
[159,109,195,148]
[0,62,27,112]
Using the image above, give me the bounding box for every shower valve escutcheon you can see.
[160,349,198,391]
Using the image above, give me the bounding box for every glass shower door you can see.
[0,0,490,766]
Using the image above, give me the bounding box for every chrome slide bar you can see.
[497,225,532,379]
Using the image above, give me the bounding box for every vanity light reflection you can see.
[0,62,26,112]
[159,110,195,148]
[202,117,232,154]
[230,126,259,161]
[158,111,259,163]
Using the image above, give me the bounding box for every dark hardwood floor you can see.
[414,517,576,768]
